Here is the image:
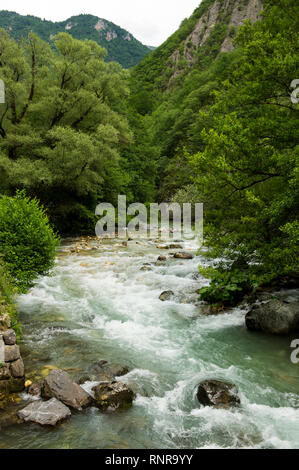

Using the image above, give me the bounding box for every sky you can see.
[0,0,201,46]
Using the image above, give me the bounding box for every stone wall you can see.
[0,314,25,395]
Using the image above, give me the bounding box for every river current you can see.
[1,237,299,449]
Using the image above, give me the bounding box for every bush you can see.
[199,268,252,307]
[0,260,21,340]
[0,191,59,290]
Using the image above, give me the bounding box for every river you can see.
[1,237,299,449]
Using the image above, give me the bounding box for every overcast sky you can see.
[1,0,201,46]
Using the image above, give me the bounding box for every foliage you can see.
[0,261,22,341]
[0,31,135,232]
[0,191,59,290]
[0,11,151,68]
[199,268,252,306]
[190,0,299,280]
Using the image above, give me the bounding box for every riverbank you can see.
[0,237,299,448]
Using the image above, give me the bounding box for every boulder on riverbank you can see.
[42,369,92,410]
[18,398,71,426]
[92,381,134,411]
[245,299,299,335]
[197,380,240,408]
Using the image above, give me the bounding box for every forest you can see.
[0,0,297,297]
[0,0,299,450]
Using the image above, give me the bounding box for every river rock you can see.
[157,255,167,261]
[92,362,129,379]
[245,299,299,335]
[92,381,134,411]
[198,305,228,316]
[10,358,24,378]
[0,364,11,380]
[169,244,183,249]
[4,345,20,362]
[159,291,174,301]
[2,329,17,345]
[174,252,194,260]
[197,380,240,408]
[18,398,71,426]
[77,375,92,385]
[28,382,42,398]
[42,369,92,410]
[0,313,11,331]
[157,245,169,250]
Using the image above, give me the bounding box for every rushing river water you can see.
[1,237,299,449]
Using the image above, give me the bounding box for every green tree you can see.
[0,191,59,290]
[191,0,299,282]
[0,31,132,232]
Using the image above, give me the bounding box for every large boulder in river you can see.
[197,380,240,408]
[18,398,71,426]
[174,252,194,260]
[92,381,134,411]
[92,361,129,380]
[42,369,92,410]
[245,299,299,335]
[159,290,174,302]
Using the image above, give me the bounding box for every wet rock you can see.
[10,358,25,378]
[42,369,92,410]
[159,291,174,302]
[0,314,11,331]
[0,364,11,380]
[77,375,92,385]
[174,252,194,260]
[18,398,71,426]
[157,245,169,250]
[169,244,183,249]
[28,382,42,398]
[197,380,240,408]
[140,263,152,271]
[2,329,17,345]
[245,299,299,335]
[95,361,129,380]
[198,305,229,316]
[4,345,20,362]
[157,255,167,261]
[92,382,134,411]
[122,241,128,247]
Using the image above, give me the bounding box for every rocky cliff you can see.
[134,0,264,89]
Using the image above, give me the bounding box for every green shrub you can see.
[199,268,252,307]
[0,191,59,290]
[0,260,22,341]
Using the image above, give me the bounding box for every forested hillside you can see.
[130,0,298,293]
[0,0,298,290]
[0,11,151,68]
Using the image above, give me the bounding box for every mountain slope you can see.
[129,0,264,200]
[133,0,263,90]
[0,11,152,68]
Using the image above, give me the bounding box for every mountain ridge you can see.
[0,10,152,68]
